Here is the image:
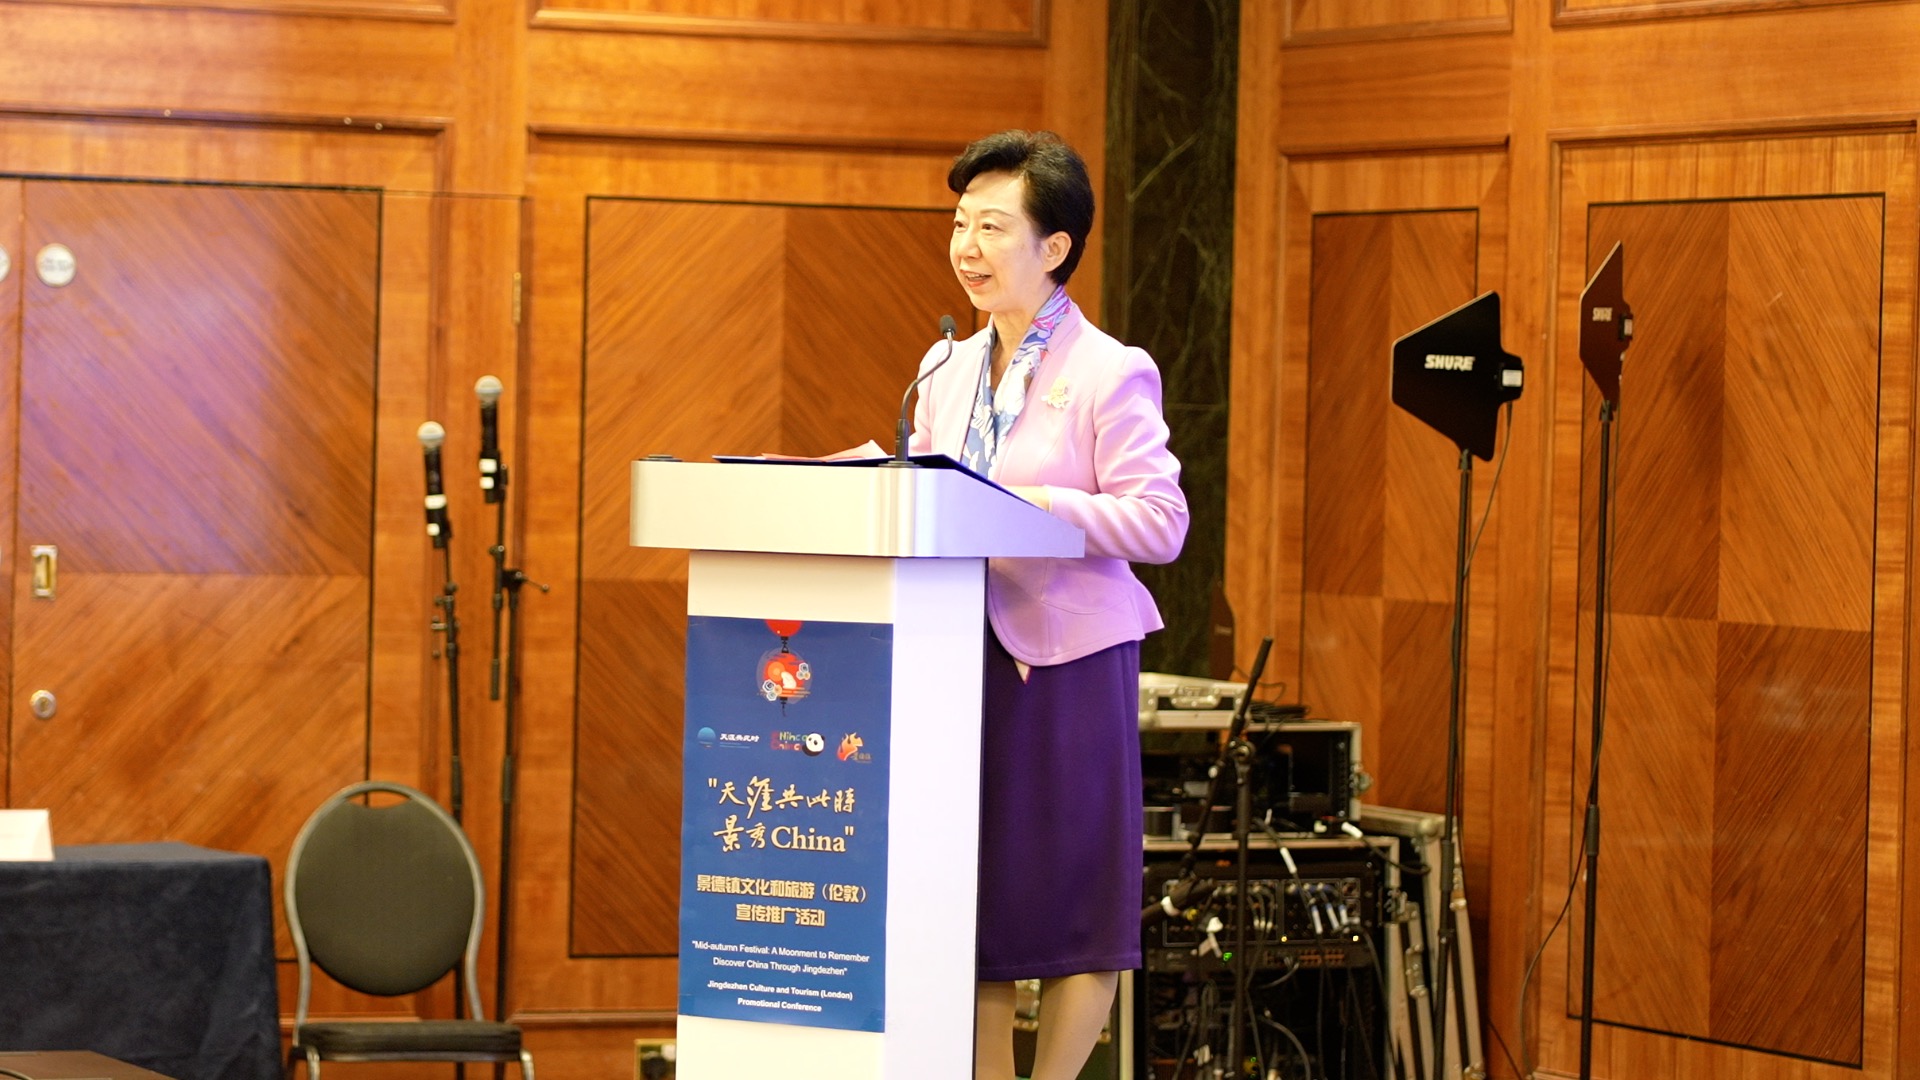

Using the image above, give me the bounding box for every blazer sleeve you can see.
[1044,347,1189,565]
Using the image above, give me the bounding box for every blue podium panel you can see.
[680,616,894,1033]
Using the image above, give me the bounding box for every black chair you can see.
[284,781,534,1080]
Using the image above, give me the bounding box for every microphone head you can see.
[939,315,958,338]
[417,420,446,450]
[475,375,504,406]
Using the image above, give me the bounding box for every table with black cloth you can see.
[0,843,280,1080]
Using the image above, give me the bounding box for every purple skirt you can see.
[976,631,1143,981]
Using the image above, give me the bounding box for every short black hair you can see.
[948,130,1093,286]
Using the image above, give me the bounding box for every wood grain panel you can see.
[1382,210,1477,605]
[9,574,367,940]
[1279,35,1510,154]
[1288,0,1508,44]
[1720,197,1879,633]
[1546,134,1909,1080]
[1585,201,1725,621]
[1711,622,1868,1063]
[0,116,439,193]
[15,0,452,21]
[573,580,688,956]
[1376,598,1449,812]
[8,179,380,964]
[527,33,1048,146]
[781,206,971,457]
[1222,4,1287,693]
[0,182,20,802]
[1580,614,1714,1038]
[1556,0,1878,27]
[18,181,379,578]
[1547,7,1920,140]
[572,197,965,956]
[1299,593,1381,733]
[574,199,784,956]
[532,0,1043,44]
[1304,213,1389,597]
[0,6,459,123]
[519,139,983,1020]
[1302,209,1478,814]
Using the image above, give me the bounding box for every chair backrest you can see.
[285,782,485,1024]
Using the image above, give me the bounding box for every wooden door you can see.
[6,179,379,881]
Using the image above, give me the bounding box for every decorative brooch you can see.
[1042,377,1071,409]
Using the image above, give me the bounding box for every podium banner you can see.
[679,615,894,1033]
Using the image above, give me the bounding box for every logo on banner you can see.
[836,734,870,763]
[772,730,829,756]
[759,619,812,706]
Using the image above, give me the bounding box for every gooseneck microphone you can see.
[891,315,959,465]
[418,421,451,547]
[476,375,504,503]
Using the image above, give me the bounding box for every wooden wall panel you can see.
[17,182,378,577]
[781,206,971,456]
[1555,0,1875,27]
[1572,193,1879,1067]
[0,185,15,805]
[8,180,380,968]
[1246,153,1511,1014]
[1300,209,1476,815]
[1585,202,1724,620]
[1288,0,1508,43]
[18,0,454,21]
[574,199,784,958]
[0,114,509,1045]
[1303,214,1389,598]
[532,0,1043,43]
[1721,198,1879,632]
[1542,135,1909,1079]
[527,36,1049,146]
[1546,6,1920,138]
[1280,35,1511,153]
[1711,622,1869,1062]
[570,198,960,959]
[1581,613,1714,1037]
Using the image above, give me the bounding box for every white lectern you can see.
[630,458,1083,1080]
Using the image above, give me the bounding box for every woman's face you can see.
[951,171,1069,317]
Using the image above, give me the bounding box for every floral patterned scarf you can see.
[960,285,1071,478]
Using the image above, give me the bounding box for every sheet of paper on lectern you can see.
[0,808,53,861]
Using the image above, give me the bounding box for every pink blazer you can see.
[908,301,1189,666]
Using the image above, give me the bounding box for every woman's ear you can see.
[1041,231,1071,275]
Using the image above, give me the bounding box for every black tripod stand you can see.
[1387,290,1524,1080]
[474,378,548,1034]
[1574,242,1632,1080]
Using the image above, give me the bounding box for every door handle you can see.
[31,544,55,599]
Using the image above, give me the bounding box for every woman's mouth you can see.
[961,270,990,288]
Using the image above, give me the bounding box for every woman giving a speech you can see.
[907,130,1189,1080]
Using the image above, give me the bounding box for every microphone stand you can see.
[432,543,465,824]
[1171,637,1272,1080]
[420,420,467,1028]
[1431,447,1472,1080]
[1577,398,1617,1080]
[485,426,548,1034]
